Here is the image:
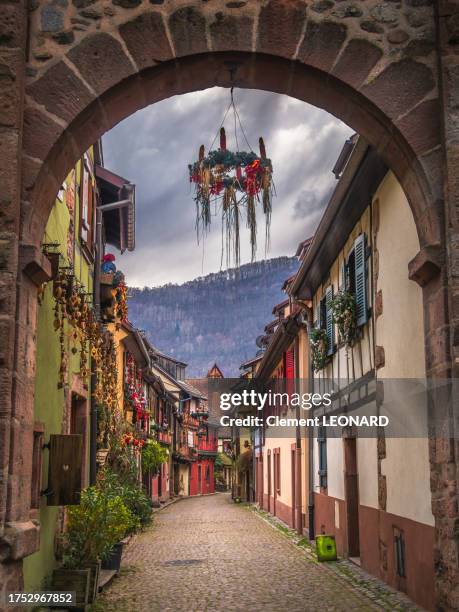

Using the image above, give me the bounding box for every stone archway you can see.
[1,0,458,608]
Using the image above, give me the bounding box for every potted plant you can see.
[100,541,124,573]
[54,486,136,603]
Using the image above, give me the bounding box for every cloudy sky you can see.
[103,88,352,287]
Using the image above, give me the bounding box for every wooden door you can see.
[344,437,360,557]
[256,456,264,507]
[158,464,163,498]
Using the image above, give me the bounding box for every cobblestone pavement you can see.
[95,493,419,612]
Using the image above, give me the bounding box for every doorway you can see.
[344,436,360,560]
[267,451,271,513]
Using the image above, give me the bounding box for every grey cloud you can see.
[102,87,352,287]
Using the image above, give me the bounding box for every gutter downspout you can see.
[295,333,302,535]
[307,309,315,541]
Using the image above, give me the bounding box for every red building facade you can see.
[190,423,218,496]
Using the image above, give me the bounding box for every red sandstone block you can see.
[22,107,62,162]
[0,317,15,369]
[396,98,442,156]
[209,13,254,53]
[375,345,385,369]
[425,329,451,372]
[168,7,208,57]
[409,251,443,290]
[27,61,95,125]
[0,4,25,49]
[361,59,436,121]
[119,12,173,71]
[2,521,40,560]
[67,33,135,96]
[297,20,347,73]
[332,39,383,89]
[0,49,24,129]
[0,129,20,211]
[257,0,306,59]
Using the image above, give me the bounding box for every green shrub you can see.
[63,487,137,568]
[99,469,152,531]
[141,439,169,475]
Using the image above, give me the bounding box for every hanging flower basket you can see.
[188,90,274,266]
[310,328,329,372]
[330,290,357,347]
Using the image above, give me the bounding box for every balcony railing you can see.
[183,413,199,428]
[198,439,218,453]
[158,431,172,445]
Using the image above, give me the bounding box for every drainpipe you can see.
[306,309,315,541]
[294,333,302,535]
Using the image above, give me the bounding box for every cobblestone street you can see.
[96,493,419,612]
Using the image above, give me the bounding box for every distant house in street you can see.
[207,362,225,378]
[253,297,307,531]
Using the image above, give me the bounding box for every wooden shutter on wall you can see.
[284,347,295,406]
[47,434,83,506]
[325,285,334,356]
[80,162,89,244]
[285,348,295,379]
[354,233,368,326]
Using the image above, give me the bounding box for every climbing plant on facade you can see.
[329,290,357,347]
[310,328,329,372]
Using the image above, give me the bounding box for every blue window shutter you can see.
[326,285,334,355]
[354,233,368,326]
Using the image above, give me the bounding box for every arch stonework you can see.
[1,0,458,608]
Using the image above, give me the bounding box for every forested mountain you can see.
[128,257,299,377]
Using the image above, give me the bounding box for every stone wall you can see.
[0,0,458,609]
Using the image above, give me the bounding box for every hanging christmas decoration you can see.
[188,89,274,266]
